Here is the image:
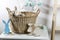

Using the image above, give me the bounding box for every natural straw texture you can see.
[7,9,40,34]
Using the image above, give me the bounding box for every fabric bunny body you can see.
[2,19,10,34]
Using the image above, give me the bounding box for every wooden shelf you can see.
[55,26,60,31]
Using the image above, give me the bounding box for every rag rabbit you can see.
[27,23,44,36]
[2,19,10,34]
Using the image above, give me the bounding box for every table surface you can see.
[0,26,49,40]
[0,34,49,39]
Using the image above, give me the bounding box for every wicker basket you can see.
[6,8,40,34]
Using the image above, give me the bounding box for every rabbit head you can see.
[6,6,17,16]
[6,8,14,16]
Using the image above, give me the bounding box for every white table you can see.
[0,27,49,40]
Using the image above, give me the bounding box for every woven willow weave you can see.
[6,7,40,34]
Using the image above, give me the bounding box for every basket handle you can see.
[34,5,40,14]
[36,9,40,14]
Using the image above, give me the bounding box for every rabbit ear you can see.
[15,6,17,11]
[7,19,10,24]
[2,20,6,24]
[36,9,40,14]
[6,8,11,13]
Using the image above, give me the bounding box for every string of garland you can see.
[25,0,41,7]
